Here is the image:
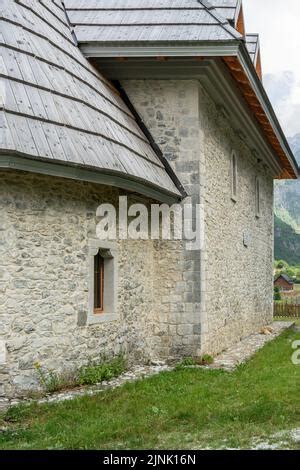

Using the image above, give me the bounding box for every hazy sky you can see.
[243,0,300,137]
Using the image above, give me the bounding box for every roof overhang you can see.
[0,152,182,204]
[80,40,298,179]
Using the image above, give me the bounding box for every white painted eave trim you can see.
[80,41,240,58]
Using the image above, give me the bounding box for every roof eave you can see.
[80,39,298,179]
[79,40,240,58]
[0,152,183,204]
[237,43,299,178]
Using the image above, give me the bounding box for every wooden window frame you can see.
[94,251,104,314]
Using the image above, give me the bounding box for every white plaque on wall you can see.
[243,231,251,247]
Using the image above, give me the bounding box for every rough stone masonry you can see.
[0,79,273,398]
[123,79,274,355]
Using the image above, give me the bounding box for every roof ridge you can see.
[61,0,78,46]
[198,0,243,41]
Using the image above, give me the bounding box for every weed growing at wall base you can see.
[78,355,126,385]
[34,355,127,394]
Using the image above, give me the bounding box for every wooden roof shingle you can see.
[65,0,242,44]
[63,0,298,179]
[210,0,240,23]
[246,33,260,64]
[0,0,182,199]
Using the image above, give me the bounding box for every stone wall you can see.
[198,87,274,354]
[123,80,204,359]
[0,78,275,398]
[123,79,274,356]
[0,171,177,398]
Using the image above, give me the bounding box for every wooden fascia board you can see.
[236,45,298,178]
[200,60,283,177]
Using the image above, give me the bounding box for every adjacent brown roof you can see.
[274,274,294,285]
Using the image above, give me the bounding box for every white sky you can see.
[243,0,300,137]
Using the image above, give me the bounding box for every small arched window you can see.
[255,177,261,218]
[231,151,238,202]
[94,251,104,313]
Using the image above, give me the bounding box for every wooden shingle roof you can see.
[246,34,260,64]
[0,0,182,200]
[211,0,240,24]
[64,0,298,180]
[65,0,242,43]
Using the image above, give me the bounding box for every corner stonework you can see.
[123,79,204,359]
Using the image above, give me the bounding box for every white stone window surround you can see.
[231,150,238,202]
[88,239,118,325]
[255,176,261,218]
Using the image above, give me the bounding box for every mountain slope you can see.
[274,215,300,265]
[288,134,300,165]
[274,135,300,264]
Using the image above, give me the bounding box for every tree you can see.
[276,260,287,269]
[274,286,281,301]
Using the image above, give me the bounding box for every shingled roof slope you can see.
[246,34,260,63]
[210,0,241,24]
[65,0,242,43]
[0,0,182,199]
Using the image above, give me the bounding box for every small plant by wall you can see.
[34,355,127,394]
[176,354,214,369]
[78,356,126,386]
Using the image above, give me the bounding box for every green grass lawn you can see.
[0,329,299,450]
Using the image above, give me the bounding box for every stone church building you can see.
[0,0,298,398]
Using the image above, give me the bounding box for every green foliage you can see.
[34,356,126,393]
[272,137,299,271]
[78,355,126,386]
[34,362,78,394]
[177,354,214,368]
[200,354,214,365]
[274,259,300,283]
[177,357,197,368]
[274,286,281,301]
[276,260,288,269]
[0,330,299,450]
[4,404,30,423]
[274,215,300,266]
